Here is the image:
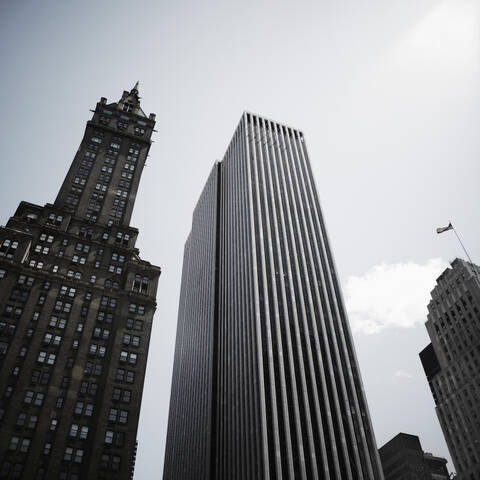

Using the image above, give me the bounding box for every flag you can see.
[436,223,453,234]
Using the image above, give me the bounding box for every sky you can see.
[1,0,479,476]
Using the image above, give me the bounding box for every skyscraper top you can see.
[116,82,146,118]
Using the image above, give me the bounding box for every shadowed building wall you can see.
[379,432,450,480]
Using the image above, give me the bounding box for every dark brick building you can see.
[0,84,160,479]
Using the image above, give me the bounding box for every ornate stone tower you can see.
[0,84,160,479]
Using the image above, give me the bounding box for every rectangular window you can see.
[20,438,31,453]
[104,430,114,444]
[28,415,38,429]
[34,392,45,406]
[119,410,128,424]
[9,436,20,451]
[70,424,79,438]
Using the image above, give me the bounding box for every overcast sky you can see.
[1,0,479,477]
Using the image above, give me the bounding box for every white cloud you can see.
[394,369,413,379]
[344,258,448,335]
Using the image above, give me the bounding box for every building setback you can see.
[0,84,160,479]
[163,112,384,480]
[379,432,450,480]
[420,258,480,479]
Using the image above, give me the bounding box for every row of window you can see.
[0,239,19,258]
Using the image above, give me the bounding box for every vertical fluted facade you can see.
[163,112,384,480]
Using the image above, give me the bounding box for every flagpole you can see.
[451,224,474,266]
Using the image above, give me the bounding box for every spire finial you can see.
[132,81,139,93]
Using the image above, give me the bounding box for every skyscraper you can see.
[420,258,480,479]
[378,432,449,480]
[164,112,384,480]
[0,84,160,479]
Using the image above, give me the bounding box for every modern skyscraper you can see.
[0,84,160,479]
[378,432,450,480]
[420,258,480,479]
[164,112,384,480]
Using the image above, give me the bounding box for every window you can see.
[9,436,20,451]
[74,401,84,415]
[49,315,67,329]
[3,385,13,398]
[123,390,132,403]
[70,423,88,439]
[29,259,44,270]
[56,396,64,409]
[93,327,110,340]
[34,392,45,406]
[24,391,34,404]
[85,403,94,416]
[112,388,121,401]
[43,333,62,346]
[37,351,56,365]
[16,413,26,426]
[4,304,23,319]
[43,442,52,455]
[49,418,58,431]
[0,341,9,355]
[80,381,88,395]
[119,351,137,365]
[119,410,128,424]
[20,438,31,453]
[97,311,113,323]
[101,296,117,309]
[100,454,122,472]
[104,430,114,444]
[28,415,38,429]
[0,239,19,258]
[64,447,73,461]
[108,408,118,422]
[133,275,149,294]
[60,285,76,298]
[0,269,6,279]
[89,344,106,358]
[74,402,94,417]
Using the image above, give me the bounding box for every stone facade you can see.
[420,258,480,479]
[0,85,160,479]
